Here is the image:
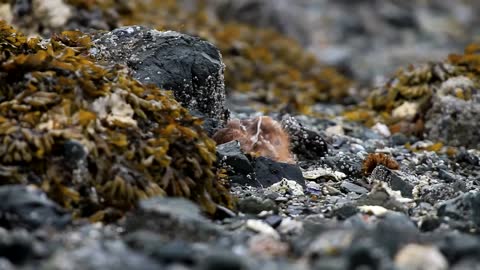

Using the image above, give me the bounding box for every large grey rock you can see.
[0,185,70,230]
[124,197,225,242]
[437,191,480,232]
[425,95,480,149]
[91,26,228,122]
[370,165,415,198]
[216,141,255,186]
[42,240,160,270]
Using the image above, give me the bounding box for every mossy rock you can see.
[0,21,233,220]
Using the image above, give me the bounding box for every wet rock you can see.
[425,94,480,148]
[0,185,70,230]
[305,229,355,259]
[418,183,462,205]
[62,139,88,169]
[346,238,393,270]
[0,258,15,270]
[237,197,278,215]
[340,181,368,194]
[312,257,347,270]
[0,228,48,265]
[267,179,304,196]
[248,234,289,258]
[190,110,224,137]
[322,154,363,178]
[333,204,359,220]
[216,141,255,186]
[254,157,305,188]
[246,220,279,240]
[435,232,480,264]
[124,197,225,242]
[452,259,480,270]
[42,240,160,270]
[282,116,328,161]
[198,252,247,270]
[124,231,197,266]
[303,167,346,182]
[370,165,415,198]
[390,133,409,146]
[91,25,228,122]
[437,191,480,232]
[355,182,412,213]
[394,244,448,270]
[278,218,303,236]
[264,215,283,228]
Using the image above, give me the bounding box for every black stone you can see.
[264,215,283,228]
[216,141,255,186]
[340,181,368,194]
[62,140,87,168]
[237,197,277,215]
[92,26,228,122]
[0,229,47,265]
[44,240,160,270]
[370,165,414,198]
[124,197,225,242]
[254,157,305,188]
[0,185,70,230]
[437,191,480,232]
[124,231,197,266]
[282,116,328,161]
[199,252,246,270]
[333,204,359,220]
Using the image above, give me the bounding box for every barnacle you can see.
[213,116,294,164]
[0,21,233,219]
[362,153,400,176]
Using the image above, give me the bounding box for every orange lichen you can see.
[362,153,400,176]
[213,116,294,164]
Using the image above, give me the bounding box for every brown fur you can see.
[362,153,400,175]
[213,116,294,163]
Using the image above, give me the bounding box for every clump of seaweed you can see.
[212,116,294,164]
[0,21,233,219]
[362,153,400,176]
[364,44,480,133]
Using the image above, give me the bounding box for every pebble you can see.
[246,220,280,240]
[395,244,448,270]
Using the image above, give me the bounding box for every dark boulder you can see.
[254,157,305,188]
[91,26,228,122]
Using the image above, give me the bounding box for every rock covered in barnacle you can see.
[90,26,228,122]
[0,21,233,220]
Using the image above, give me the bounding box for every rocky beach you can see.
[1,1,480,269]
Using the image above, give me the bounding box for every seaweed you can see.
[0,21,233,220]
[365,43,480,133]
